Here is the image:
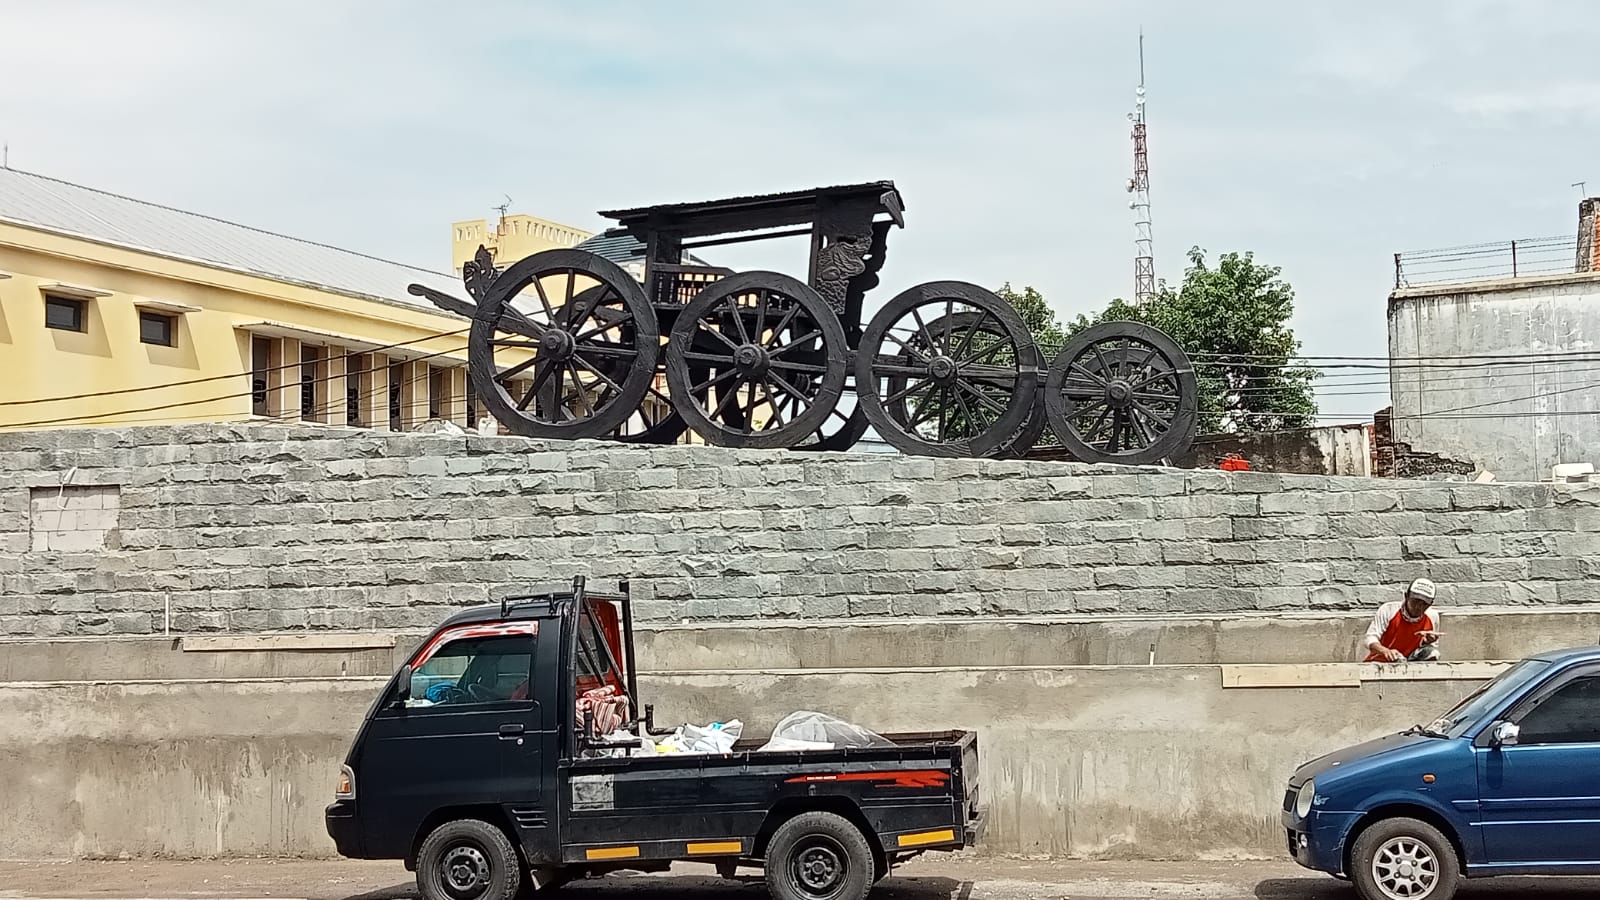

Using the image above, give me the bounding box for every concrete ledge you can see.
[181,633,397,652]
[1220,660,1512,689]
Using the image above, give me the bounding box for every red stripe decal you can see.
[785,770,950,789]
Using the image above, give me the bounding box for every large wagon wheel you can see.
[1043,321,1197,465]
[665,272,846,449]
[856,282,1040,458]
[469,250,658,439]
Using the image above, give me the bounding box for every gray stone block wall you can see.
[1,424,1598,636]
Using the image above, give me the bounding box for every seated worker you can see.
[1364,578,1442,663]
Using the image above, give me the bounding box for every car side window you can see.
[407,634,533,709]
[1515,675,1600,745]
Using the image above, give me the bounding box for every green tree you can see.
[995,283,1066,357]
[1064,246,1318,434]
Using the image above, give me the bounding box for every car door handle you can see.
[499,724,526,737]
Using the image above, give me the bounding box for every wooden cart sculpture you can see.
[408,181,1198,464]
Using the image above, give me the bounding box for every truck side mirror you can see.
[394,665,413,704]
[1490,721,1520,747]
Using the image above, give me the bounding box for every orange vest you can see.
[1364,608,1436,661]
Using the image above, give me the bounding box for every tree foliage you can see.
[1063,246,1318,434]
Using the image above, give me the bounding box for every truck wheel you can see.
[1349,817,1459,900]
[416,819,522,900]
[766,811,874,900]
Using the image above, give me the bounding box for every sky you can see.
[3,0,1598,417]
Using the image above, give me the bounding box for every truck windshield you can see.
[1427,659,1551,737]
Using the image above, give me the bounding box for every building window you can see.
[389,361,403,430]
[138,310,176,346]
[301,346,320,419]
[429,368,446,420]
[251,338,271,416]
[44,294,86,332]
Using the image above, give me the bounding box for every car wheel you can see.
[417,819,522,900]
[1350,817,1459,900]
[766,811,874,900]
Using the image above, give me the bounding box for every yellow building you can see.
[451,213,591,277]
[0,167,495,433]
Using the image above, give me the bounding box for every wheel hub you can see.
[1106,379,1133,406]
[539,329,575,361]
[441,845,488,897]
[797,846,841,890]
[927,354,958,384]
[733,343,770,375]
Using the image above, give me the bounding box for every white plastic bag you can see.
[654,720,743,754]
[760,711,894,751]
[757,737,835,753]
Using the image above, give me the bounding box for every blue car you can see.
[1283,646,1600,900]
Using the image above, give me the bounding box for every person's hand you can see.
[1419,631,1441,645]
[1380,646,1405,663]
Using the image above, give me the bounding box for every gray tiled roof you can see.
[574,228,712,267]
[0,167,461,312]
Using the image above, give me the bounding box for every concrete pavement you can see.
[1,858,1599,900]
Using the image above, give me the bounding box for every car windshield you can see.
[1427,659,1551,737]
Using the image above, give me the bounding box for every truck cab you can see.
[1282,646,1600,900]
[326,577,984,900]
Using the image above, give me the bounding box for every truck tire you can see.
[766,811,874,900]
[1349,817,1459,900]
[416,818,522,900]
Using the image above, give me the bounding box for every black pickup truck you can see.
[325,577,985,900]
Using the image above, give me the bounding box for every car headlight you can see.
[335,765,355,800]
[1295,779,1316,819]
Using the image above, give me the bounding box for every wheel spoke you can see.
[940,298,955,353]
[490,338,540,348]
[724,296,751,344]
[1084,403,1113,442]
[690,369,739,394]
[573,311,630,343]
[709,375,746,421]
[956,380,1009,417]
[682,350,740,366]
[568,364,594,418]
[884,377,931,407]
[518,361,559,410]
[571,354,626,398]
[531,277,557,321]
[951,310,994,363]
[909,306,939,355]
[882,328,934,364]
[763,301,802,350]
[770,329,823,358]
[762,378,786,429]
[755,289,769,345]
[496,355,541,382]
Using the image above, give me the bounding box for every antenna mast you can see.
[1127,30,1155,305]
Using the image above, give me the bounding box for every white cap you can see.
[1407,578,1437,602]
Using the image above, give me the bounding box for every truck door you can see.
[1476,665,1600,867]
[355,623,550,860]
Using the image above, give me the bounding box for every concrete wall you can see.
[4,424,1600,636]
[0,665,1504,860]
[4,605,1593,683]
[1175,425,1372,476]
[1388,272,1600,482]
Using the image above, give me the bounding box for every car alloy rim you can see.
[1372,836,1439,899]
[440,843,491,899]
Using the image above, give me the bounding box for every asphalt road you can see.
[2,858,1598,900]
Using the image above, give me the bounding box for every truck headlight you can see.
[335,765,355,800]
[1295,779,1316,819]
